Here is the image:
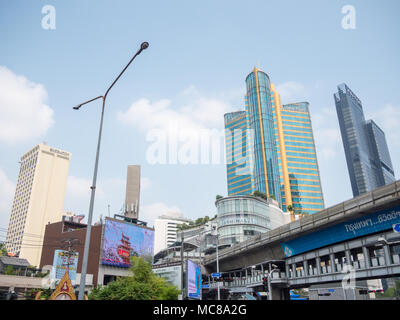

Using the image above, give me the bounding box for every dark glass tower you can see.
[334,83,395,197]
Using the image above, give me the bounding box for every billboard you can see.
[102,218,154,267]
[186,259,201,299]
[152,263,182,290]
[51,250,79,284]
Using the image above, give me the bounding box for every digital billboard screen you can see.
[186,259,201,299]
[102,218,154,267]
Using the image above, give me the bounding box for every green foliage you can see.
[287,205,294,212]
[252,190,269,200]
[0,242,7,256]
[88,256,180,300]
[216,195,223,200]
[4,265,14,275]
[25,288,53,300]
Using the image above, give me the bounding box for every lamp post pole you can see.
[74,42,149,300]
[216,232,220,300]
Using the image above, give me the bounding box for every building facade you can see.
[334,83,395,197]
[224,111,254,196]
[215,195,286,247]
[245,67,282,204]
[124,165,141,219]
[6,143,71,267]
[224,67,325,217]
[154,213,191,255]
[274,99,325,215]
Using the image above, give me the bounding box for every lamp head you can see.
[140,42,149,51]
[73,105,81,110]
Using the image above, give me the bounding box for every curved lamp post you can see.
[73,42,149,300]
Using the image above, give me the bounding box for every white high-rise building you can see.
[154,212,191,255]
[5,143,71,267]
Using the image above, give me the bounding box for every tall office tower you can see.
[125,165,141,219]
[5,143,71,267]
[245,67,282,204]
[334,83,395,197]
[271,85,325,216]
[224,111,254,196]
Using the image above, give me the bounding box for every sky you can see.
[0,0,400,232]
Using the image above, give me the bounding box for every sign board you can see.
[187,260,201,299]
[212,273,221,278]
[282,206,400,257]
[52,250,78,284]
[202,284,210,289]
[393,223,400,233]
[152,264,182,290]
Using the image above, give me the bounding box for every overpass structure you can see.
[203,181,400,299]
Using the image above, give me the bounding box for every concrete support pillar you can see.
[270,286,290,300]
[315,257,321,276]
[330,253,336,273]
[345,250,351,266]
[303,260,309,276]
[285,263,290,278]
[362,246,371,268]
[383,245,392,266]
[291,264,296,278]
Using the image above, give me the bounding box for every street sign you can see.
[212,273,221,278]
[202,284,209,289]
[393,223,400,233]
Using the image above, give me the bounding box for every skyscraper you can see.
[273,98,324,215]
[224,67,325,218]
[5,143,71,267]
[224,111,254,196]
[245,67,282,204]
[334,83,395,197]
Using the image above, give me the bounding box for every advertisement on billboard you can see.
[102,218,154,267]
[186,259,201,299]
[152,262,182,290]
[51,250,79,284]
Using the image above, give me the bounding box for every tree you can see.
[287,205,294,212]
[216,195,223,201]
[4,265,14,275]
[88,256,180,300]
[0,242,8,256]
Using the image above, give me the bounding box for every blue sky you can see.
[0,0,400,230]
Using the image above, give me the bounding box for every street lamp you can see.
[74,42,149,300]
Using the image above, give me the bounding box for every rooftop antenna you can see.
[108,204,111,217]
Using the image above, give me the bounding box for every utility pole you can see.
[180,232,185,300]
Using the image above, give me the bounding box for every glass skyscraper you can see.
[334,83,395,197]
[245,67,282,204]
[224,111,255,196]
[224,67,324,218]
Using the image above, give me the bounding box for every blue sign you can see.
[202,284,210,289]
[281,205,400,257]
[52,250,78,282]
[212,273,221,278]
[393,223,400,233]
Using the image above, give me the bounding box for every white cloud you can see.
[0,66,54,144]
[140,177,152,191]
[139,202,182,228]
[312,108,343,160]
[368,104,400,147]
[0,168,15,230]
[276,81,307,104]
[116,87,233,135]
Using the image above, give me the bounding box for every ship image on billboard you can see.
[102,218,154,267]
[187,259,201,299]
